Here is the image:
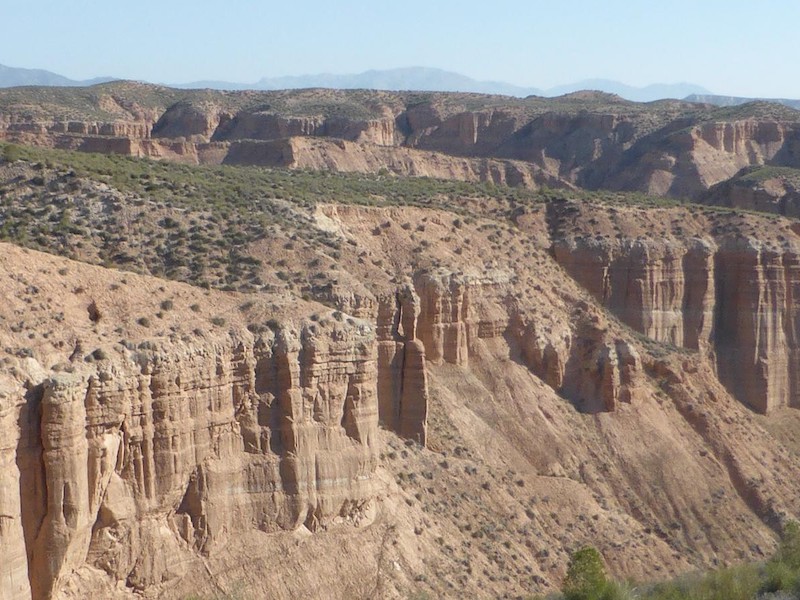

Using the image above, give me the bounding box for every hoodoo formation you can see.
[2,83,800,599]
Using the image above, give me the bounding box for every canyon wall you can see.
[3,85,800,199]
[548,200,800,413]
[703,171,800,216]
[4,136,800,596]
[6,321,390,599]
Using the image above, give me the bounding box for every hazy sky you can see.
[2,0,798,97]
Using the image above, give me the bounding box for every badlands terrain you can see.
[2,83,800,599]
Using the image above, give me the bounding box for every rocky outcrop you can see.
[495,112,639,185]
[4,84,800,199]
[5,318,397,599]
[221,137,561,188]
[508,305,642,413]
[702,168,800,216]
[210,112,401,147]
[597,119,800,197]
[405,106,530,157]
[549,200,800,413]
[552,237,716,350]
[375,287,428,444]
[151,101,232,142]
[712,238,800,413]
[412,268,642,413]
[1,120,152,139]
[0,377,31,600]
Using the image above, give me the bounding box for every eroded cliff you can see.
[4,151,800,599]
[546,197,800,413]
[3,83,800,199]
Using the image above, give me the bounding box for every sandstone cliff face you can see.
[703,169,800,216]
[495,112,639,185]
[4,85,800,201]
[404,106,530,156]
[219,137,563,188]
[376,266,641,416]
[10,322,388,599]
[151,101,232,142]
[597,119,800,197]
[210,112,401,147]
[547,199,800,413]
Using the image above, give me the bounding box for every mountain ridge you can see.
[0,62,712,102]
[0,63,114,87]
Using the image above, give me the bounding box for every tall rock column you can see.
[713,239,792,413]
[375,286,428,445]
[0,381,32,600]
[415,271,470,367]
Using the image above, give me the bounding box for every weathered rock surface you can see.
[0,244,424,599]
[702,167,800,216]
[3,84,800,198]
[594,118,800,197]
[9,324,392,598]
[546,198,800,413]
[221,137,561,188]
[5,172,800,598]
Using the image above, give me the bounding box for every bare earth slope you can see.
[2,83,800,202]
[3,148,800,599]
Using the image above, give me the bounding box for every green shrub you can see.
[563,547,608,600]
[777,520,800,569]
[762,520,800,594]
[763,559,798,594]
[697,565,760,600]
[2,143,22,162]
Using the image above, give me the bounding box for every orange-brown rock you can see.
[4,84,800,200]
[220,137,560,187]
[14,323,385,598]
[547,198,800,413]
[703,167,800,216]
[6,151,800,599]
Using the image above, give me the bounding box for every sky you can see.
[2,0,799,98]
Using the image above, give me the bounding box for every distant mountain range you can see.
[0,63,710,102]
[174,67,713,102]
[1,63,798,108]
[176,67,541,97]
[0,63,114,87]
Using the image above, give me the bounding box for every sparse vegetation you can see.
[538,523,800,600]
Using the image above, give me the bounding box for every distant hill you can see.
[546,79,712,102]
[0,63,114,88]
[686,93,800,110]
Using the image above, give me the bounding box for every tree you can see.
[764,520,800,593]
[777,520,800,569]
[563,546,608,600]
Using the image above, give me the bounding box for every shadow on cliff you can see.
[15,381,47,598]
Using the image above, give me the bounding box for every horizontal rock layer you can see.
[549,202,800,413]
[3,86,800,199]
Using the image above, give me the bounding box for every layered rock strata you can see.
[8,321,389,598]
[549,202,800,413]
[4,84,800,198]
